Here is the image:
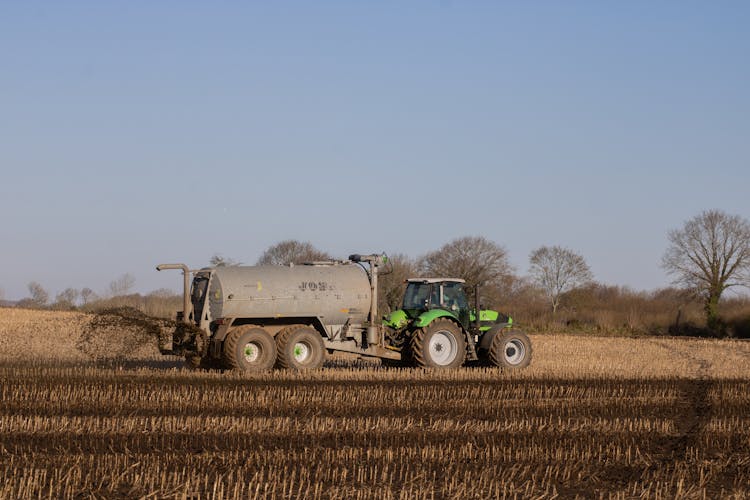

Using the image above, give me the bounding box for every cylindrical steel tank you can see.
[208,263,372,325]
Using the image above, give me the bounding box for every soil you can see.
[76,307,171,361]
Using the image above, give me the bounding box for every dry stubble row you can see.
[1,359,749,499]
[2,309,750,498]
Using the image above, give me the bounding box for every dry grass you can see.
[1,308,749,498]
[529,334,750,379]
[0,308,91,360]
[504,284,750,337]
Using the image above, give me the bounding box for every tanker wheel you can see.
[488,329,532,369]
[223,326,277,372]
[410,319,466,369]
[276,326,326,370]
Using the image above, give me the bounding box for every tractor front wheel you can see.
[488,330,532,369]
[410,319,466,369]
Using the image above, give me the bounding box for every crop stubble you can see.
[0,308,749,498]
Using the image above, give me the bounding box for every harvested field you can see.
[1,308,749,498]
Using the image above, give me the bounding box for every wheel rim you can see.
[428,330,458,366]
[293,342,311,363]
[504,339,526,365]
[244,342,261,363]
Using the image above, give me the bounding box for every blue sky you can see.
[1,1,748,300]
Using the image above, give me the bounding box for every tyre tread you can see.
[410,328,428,368]
[222,326,245,370]
[275,325,301,370]
[489,329,532,369]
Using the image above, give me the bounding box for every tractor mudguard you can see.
[479,310,499,323]
[414,309,460,328]
[470,310,513,332]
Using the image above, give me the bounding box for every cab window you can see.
[442,282,468,310]
[403,282,431,309]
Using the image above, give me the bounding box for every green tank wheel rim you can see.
[243,342,262,363]
[293,342,311,363]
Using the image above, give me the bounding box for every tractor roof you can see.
[406,278,466,284]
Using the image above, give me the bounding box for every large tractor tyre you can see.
[410,319,466,369]
[223,326,277,372]
[488,330,532,369]
[275,326,326,370]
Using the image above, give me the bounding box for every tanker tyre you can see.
[489,330,532,369]
[223,326,277,372]
[410,319,466,369]
[276,326,326,370]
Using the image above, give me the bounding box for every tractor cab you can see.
[402,278,471,327]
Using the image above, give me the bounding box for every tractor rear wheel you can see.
[488,329,532,369]
[276,326,326,370]
[223,326,277,372]
[410,319,466,369]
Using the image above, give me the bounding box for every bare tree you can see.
[418,236,513,304]
[54,288,80,309]
[209,254,240,267]
[257,240,331,266]
[529,245,593,314]
[27,282,49,308]
[0,287,5,303]
[109,273,136,297]
[662,209,750,330]
[80,287,97,305]
[378,253,417,314]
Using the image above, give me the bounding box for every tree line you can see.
[211,209,750,336]
[13,273,139,311]
[7,209,750,337]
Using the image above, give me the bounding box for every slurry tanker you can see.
[157,254,531,371]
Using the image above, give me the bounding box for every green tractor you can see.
[384,278,532,369]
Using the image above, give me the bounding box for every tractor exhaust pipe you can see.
[474,284,481,332]
[156,263,192,324]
